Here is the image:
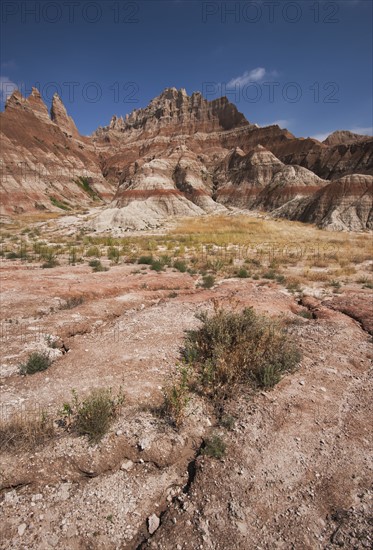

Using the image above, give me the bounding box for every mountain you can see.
[1,87,372,230]
[0,89,114,215]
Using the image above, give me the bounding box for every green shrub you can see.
[138,255,154,265]
[151,260,163,272]
[42,251,59,268]
[108,247,120,263]
[262,270,277,280]
[89,259,108,272]
[201,274,215,289]
[75,176,98,200]
[62,388,124,443]
[6,251,20,260]
[236,268,249,278]
[162,367,190,428]
[20,352,51,375]
[50,196,71,211]
[275,274,286,284]
[182,307,301,397]
[202,434,226,459]
[173,260,187,272]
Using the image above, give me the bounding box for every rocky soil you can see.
[1,245,372,549]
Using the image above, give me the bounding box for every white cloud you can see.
[227,67,267,87]
[0,76,18,102]
[349,126,373,136]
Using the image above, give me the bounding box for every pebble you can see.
[121,460,134,471]
[147,513,160,534]
[18,524,27,537]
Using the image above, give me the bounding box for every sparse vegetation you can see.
[0,410,54,452]
[138,255,154,265]
[108,247,120,264]
[162,366,190,428]
[173,259,187,272]
[75,176,98,200]
[236,267,249,278]
[41,251,59,268]
[50,196,71,211]
[202,434,226,459]
[201,274,215,289]
[62,388,124,443]
[19,351,52,375]
[150,259,164,272]
[182,307,301,397]
[89,259,108,272]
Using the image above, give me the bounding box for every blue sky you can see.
[1,0,372,139]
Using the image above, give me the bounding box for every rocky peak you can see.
[50,93,80,138]
[5,89,24,110]
[5,87,51,124]
[99,88,251,137]
[323,130,371,146]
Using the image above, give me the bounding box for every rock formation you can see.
[1,86,372,230]
[50,93,80,138]
[272,175,373,231]
[0,89,114,215]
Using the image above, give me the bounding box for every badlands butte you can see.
[0,88,373,550]
[0,86,372,230]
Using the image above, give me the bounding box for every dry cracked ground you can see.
[0,218,372,550]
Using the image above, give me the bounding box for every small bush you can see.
[182,307,301,397]
[275,274,286,284]
[173,260,187,273]
[86,246,100,257]
[162,367,190,428]
[6,251,20,260]
[138,255,154,265]
[89,259,108,272]
[42,252,59,269]
[151,260,163,272]
[108,247,120,264]
[63,388,124,443]
[262,270,277,280]
[19,352,51,375]
[202,434,226,459]
[201,274,215,289]
[0,411,54,452]
[236,268,249,278]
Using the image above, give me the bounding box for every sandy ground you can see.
[0,259,372,549]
